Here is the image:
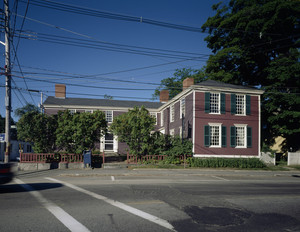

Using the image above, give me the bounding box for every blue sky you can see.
[1,0,221,120]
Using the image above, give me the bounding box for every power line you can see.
[17,31,210,59]
[13,14,295,80]
[10,39,36,104]
[12,75,158,91]
[11,0,29,68]
[19,0,284,36]
[18,32,209,60]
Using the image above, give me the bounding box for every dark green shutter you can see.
[230,126,236,147]
[205,92,210,113]
[221,93,226,114]
[204,125,210,147]
[247,126,252,148]
[231,94,236,114]
[222,126,227,147]
[246,95,251,115]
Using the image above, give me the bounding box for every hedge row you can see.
[187,157,266,168]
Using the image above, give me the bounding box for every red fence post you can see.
[102,152,105,164]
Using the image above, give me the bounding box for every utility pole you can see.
[4,0,11,163]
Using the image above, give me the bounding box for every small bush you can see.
[187,158,266,169]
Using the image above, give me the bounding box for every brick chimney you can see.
[183,77,194,90]
[160,90,169,103]
[55,84,66,98]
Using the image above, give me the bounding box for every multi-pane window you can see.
[170,104,175,122]
[230,125,252,148]
[236,126,246,147]
[105,110,113,123]
[161,111,164,126]
[85,110,93,113]
[69,109,76,115]
[150,112,157,125]
[231,94,251,115]
[180,98,185,118]
[204,124,226,148]
[210,125,221,147]
[236,95,245,115]
[170,129,175,137]
[210,93,220,114]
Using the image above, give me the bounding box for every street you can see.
[1,168,300,232]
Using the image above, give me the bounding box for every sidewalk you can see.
[16,166,300,179]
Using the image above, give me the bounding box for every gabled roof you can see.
[158,79,264,111]
[195,79,257,90]
[43,96,163,109]
[192,79,264,95]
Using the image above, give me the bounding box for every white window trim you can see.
[179,126,182,138]
[161,111,164,126]
[150,112,157,125]
[208,123,222,148]
[210,92,221,114]
[170,104,175,122]
[180,98,185,119]
[235,94,246,116]
[170,129,175,137]
[234,124,247,148]
[69,109,77,114]
[105,110,113,123]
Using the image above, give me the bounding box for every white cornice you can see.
[42,104,160,112]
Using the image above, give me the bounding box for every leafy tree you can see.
[17,111,57,152]
[14,103,40,118]
[263,50,300,151]
[56,110,107,154]
[201,0,300,151]
[110,106,156,156]
[149,132,193,156]
[104,94,114,100]
[153,68,207,100]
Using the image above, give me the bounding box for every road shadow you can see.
[172,206,300,232]
[0,182,63,194]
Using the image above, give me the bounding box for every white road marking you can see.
[46,177,176,232]
[111,176,115,181]
[212,175,230,181]
[14,178,90,232]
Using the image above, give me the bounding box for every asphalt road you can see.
[1,168,300,232]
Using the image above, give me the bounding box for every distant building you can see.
[0,140,33,162]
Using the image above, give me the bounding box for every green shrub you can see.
[187,158,266,169]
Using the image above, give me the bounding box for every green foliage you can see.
[188,158,266,169]
[17,111,57,153]
[104,94,113,100]
[149,132,193,157]
[110,106,156,156]
[56,110,107,154]
[262,50,300,152]
[14,103,40,118]
[153,68,207,100]
[202,0,300,152]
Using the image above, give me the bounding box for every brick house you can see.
[43,80,264,157]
